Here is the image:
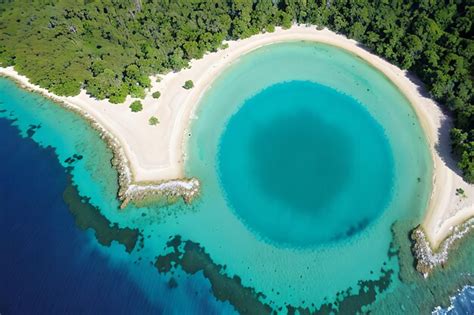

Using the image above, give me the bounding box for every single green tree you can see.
[129,100,143,112]
[149,116,159,125]
[183,80,194,89]
[152,91,161,99]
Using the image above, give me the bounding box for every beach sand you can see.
[1,25,472,248]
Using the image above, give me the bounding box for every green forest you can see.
[0,0,473,181]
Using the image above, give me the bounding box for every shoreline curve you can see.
[1,25,473,267]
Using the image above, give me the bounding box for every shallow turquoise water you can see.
[2,40,466,314]
[218,81,394,246]
[185,41,432,307]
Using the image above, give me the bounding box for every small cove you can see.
[0,40,450,313]
[185,41,433,306]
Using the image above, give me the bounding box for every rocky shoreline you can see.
[103,119,200,209]
[2,75,201,209]
[411,218,474,277]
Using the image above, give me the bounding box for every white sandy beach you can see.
[1,25,472,248]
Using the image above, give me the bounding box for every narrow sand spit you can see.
[1,25,472,248]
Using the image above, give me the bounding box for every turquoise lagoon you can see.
[1,41,473,313]
[185,41,432,307]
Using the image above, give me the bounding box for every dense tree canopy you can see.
[0,0,472,181]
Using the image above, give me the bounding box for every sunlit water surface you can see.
[1,41,472,314]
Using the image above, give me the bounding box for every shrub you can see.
[266,24,275,33]
[152,91,161,99]
[183,80,194,89]
[129,100,143,112]
[456,187,467,198]
[149,116,159,125]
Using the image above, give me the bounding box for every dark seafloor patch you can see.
[62,173,140,253]
[155,235,396,314]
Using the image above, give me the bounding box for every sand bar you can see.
[1,25,473,247]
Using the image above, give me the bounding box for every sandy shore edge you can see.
[0,72,200,208]
[1,25,473,263]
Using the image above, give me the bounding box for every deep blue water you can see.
[433,286,474,315]
[0,118,165,314]
[218,81,394,247]
[0,119,232,315]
